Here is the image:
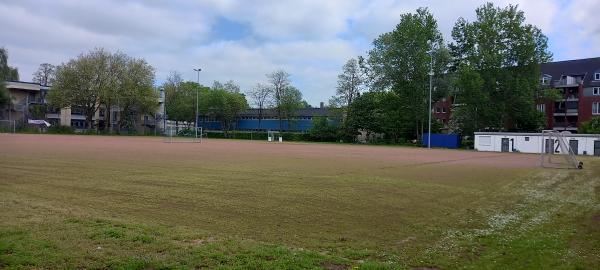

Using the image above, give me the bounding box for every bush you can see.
[308,117,339,142]
[579,117,600,134]
[48,125,75,134]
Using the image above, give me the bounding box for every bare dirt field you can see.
[0,134,598,269]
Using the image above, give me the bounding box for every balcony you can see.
[555,76,583,87]
[553,108,578,116]
[27,98,46,104]
[553,122,578,131]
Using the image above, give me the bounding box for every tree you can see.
[163,72,196,127]
[579,117,600,134]
[1,47,20,108]
[346,92,383,141]
[309,117,338,142]
[334,58,363,110]
[279,86,303,128]
[204,86,248,136]
[449,3,552,134]
[49,48,157,131]
[115,58,158,132]
[32,63,56,86]
[267,70,291,131]
[362,8,449,140]
[248,83,272,129]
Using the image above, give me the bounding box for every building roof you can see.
[474,132,600,138]
[4,81,49,91]
[540,57,600,87]
[238,107,331,117]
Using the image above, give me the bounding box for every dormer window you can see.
[595,73,600,80]
[541,74,551,85]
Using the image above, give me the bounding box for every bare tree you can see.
[248,83,272,130]
[267,70,290,131]
[334,58,363,113]
[32,63,56,86]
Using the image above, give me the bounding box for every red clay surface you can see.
[0,134,539,168]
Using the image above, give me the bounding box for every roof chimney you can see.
[320,102,324,109]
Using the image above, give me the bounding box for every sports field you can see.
[0,134,598,269]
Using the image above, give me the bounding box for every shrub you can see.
[48,125,74,134]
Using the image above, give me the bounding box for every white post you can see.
[193,68,201,143]
[427,42,434,149]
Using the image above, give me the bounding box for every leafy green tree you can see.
[29,104,47,119]
[579,117,600,134]
[309,117,338,142]
[346,92,383,140]
[450,3,552,134]
[115,58,158,131]
[204,85,248,135]
[362,8,449,140]
[163,74,199,127]
[279,86,303,126]
[49,48,157,131]
[1,47,20,108]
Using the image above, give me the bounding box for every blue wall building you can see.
[197,108,333,132]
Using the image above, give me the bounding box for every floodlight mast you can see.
[193,68,201,142]
[427,41,436,149]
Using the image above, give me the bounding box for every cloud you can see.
[0,0,597,105]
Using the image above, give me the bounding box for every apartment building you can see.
[1,81,164,133]
[537,57,600,132]
[433,57,600,133]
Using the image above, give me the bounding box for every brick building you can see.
[434,57,600,133]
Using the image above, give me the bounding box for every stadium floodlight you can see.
[193,68,202,143]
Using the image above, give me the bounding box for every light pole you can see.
[427,41,436,149]
[193,68,201,142]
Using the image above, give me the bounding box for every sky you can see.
[1,0,599,106]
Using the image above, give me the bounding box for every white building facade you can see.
[475,132,600,156]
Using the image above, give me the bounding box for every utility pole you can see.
[193,68,201,142]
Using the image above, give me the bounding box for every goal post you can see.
[164,123,202,143]
[0,120,16,133]
[540,130,583,169]
[267,130,282,142]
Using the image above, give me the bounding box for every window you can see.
[537,103,546,113]
[594,87,600,96]
[442,107,447,113]
[525,137,530,142]
[593,102,600,115]
[479,136,492,146]
[595,73,600,80]
[541,76,550,85]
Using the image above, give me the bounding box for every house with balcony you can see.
[1,81,164,133]
[537,57,600,132]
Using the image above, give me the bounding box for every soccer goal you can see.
[164,124,202,143]
[0,120,16,133]
[540,130,583,169]
[267,130,282,142]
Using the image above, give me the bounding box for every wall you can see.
[475,132,600,156]
[198,118,314,132]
